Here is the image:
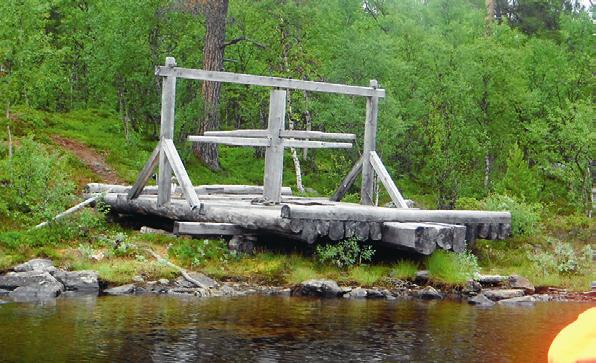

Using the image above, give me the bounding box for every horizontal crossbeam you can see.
[205,129,356,141]
[156,67,386,98]
[188,135,271,147]
[283,139,353,149]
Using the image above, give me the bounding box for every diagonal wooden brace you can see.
[162,139,201,209]
[369,151,408,208]
[127,142,161,200]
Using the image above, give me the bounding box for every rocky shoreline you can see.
[0,259,593,306]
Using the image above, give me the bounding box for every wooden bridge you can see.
[90,57,511,255]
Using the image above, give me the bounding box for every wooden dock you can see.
[93,57,512,255]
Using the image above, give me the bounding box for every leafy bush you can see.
[426,250,479,284]
[495,144,541,202]
[529,239,593,276]
[168,239,231,267]
[315,237,375,269]
[484,194,541,236]
[0,138,75,226]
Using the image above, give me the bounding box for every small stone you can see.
[91,252,105,262]
[475,274,506,285]
[415,286,443,300]
[13,259,54,273]
[507,275,535,294]
[484,289,525,301]
[175,272,217,289]
[104,284,135,296]
[350,287,368,299]
[228,235,256,255]
[52,270,99,292]
[0,289,9,296]
[498,295,536,305]
[365,289,385,299]
[415,270,430,283]
[462,279,482,295]
[291,279,343,298]
[158,278,169,285]
[132,275,144,283]
[468,293,495,307]
[220,285,237,296]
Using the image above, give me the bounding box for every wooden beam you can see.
[174,222,248,236]
[280,204,512,224]
[330,157,363,202]
[283,139,352,149]
[279,130,356,140]
[204,129,268,138]
[369,151,408,208]
[127,142,161,200]
[158,57,177,206]
[263,90,286,203]
[88,183,292,196]
[188,135,270,147]
[162,139,201,209]
[360,80,380,205]
[156,66,386,98]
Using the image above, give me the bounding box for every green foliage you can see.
[495,144,541,202]
[0,138,75,227]
[426,250,480,284]
[484,194,542,236]
[528,239,593,276]
[391,260,419,280]
[168,239,232,267]
[315,237,375,269]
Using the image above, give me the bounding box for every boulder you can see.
[175,272,218,289]
[0,289,9,296]
[13,258,55,273]
[468,293,495,307]
[365,289,386,299]
[462,279,482,295]
[291,279,343,298]
[158,279,170,285]
[347,287,367,299]
[8,276,64,300]
[483,289,525,301]
[475,274,506,286]
[498,295,536,305]
[0,271,60,290]
[52,270,99,292]
[507,275,535,294]
[104,284,136,296]
[415,286,443,300]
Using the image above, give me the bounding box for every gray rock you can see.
[507,275,535,294]
[484,289,525,301]
[0,288,9,296]
[349,287,368,299]
[475,274,506,285]
[228,235,256,255]
[104,284,135,296]
[415,286,443,300]
[52,270,99,292]
[132,275,144,283]
[175,272,218,289]
[0,299,8,305]
[366,289,385,299]
[158,278,170,285]
[468,293,495,307]
[291,279,343,298]
[0,271,60,290]
[9,278,63,300]
[498,295,536,305]
[462,279,482,295]
[415,270,430,283]
[13,258,54,273]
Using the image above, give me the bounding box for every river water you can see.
[0,295,592,362]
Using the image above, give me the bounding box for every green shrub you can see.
[168,239,231,267]
[391,260,419,280]
[0,137,75,226]
[426,250,479,284]
[529,240,593,276]
[484,194,541,236]
[495,144,541,202]
[455,197,483,210]
[315,237,375,269]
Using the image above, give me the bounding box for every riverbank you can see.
[1,258,593,307]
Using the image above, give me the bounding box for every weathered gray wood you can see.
[128,143,161,200]
[174,222,248,236]
[382,222,436,255]
[369,151,408,208]
[89,183,292,196]
[478,223,490,239]
[34,192,109,229]
[330,157,363,202]
[300,220,318,244]
[360,80,379,205]
[369,222,383,240]
[283,139,352,149]
[353,221,370,241]
[279,130,356,140]
[498,223,511,240]
[281,204,512,225]
[289,218,303,234]
[489,223,499,240]
[328,221,345,241]
[204,129,268,138]
[188,135,271,147]
[158,57,177,206]
[162,139,200,209]
[263,90,286,203]
[465,224,478,246]
[344,221,356,238]
[419,223,454,250]
[315,220,330,236]
[431,223,467,253]
[156,66,386,98]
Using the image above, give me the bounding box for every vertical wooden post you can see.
[360,79,379,205]
[263,90,287,203]
[158,57,177,206]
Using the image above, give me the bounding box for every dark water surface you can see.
[0,295,592,362]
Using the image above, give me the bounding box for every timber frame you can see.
[128,57,408,208]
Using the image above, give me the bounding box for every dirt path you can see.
[51,135,123,184]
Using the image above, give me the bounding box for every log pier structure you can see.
[91,57,511,255]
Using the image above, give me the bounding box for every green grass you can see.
[346,265,389,286]
[426,250,479,285]
[391,260,419,280]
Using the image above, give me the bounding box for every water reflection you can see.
[0,295,591,362]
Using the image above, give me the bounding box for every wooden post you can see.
[360,80,379,205]
[263,90,287,203]
[158,57,177,206]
